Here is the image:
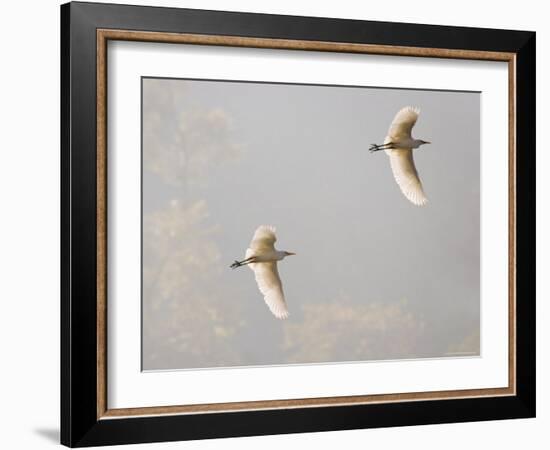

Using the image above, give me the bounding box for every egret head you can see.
[284,251,296,257]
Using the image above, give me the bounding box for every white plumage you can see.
[231,225,295,319]
[248,225,277,253]
[388,145,427,206]
[370,106,431,206]
[386,106,421,143]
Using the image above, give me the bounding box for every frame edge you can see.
[60,2,72,446]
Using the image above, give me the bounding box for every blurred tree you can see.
[283,297,427,363]
[446,329,480,356]
[142,200,245,369]
[143,79,241,197]
[142,79,245,370]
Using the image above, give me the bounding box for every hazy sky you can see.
[141,77,480,371]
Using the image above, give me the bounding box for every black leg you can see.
[230,257,256,269]
[369,142,394,153]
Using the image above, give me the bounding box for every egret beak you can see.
[287,252,296,256]
[425,141,431,144]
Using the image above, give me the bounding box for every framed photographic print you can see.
[60,1,536,447]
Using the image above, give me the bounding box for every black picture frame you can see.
[61,1,535,447]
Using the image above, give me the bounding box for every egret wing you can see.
[386,106,420,141]
[389,148,428,206]
[250,261,289,319]
[249,225,277,252]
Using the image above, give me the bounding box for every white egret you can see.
[230,225,295,319]
[369,106,431,206]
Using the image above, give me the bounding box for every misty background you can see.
[141,77,480,371]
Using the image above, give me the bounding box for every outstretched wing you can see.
[386,106,420,141]
[249,225,277,252]
[249,261,289,319]
[389,148,428,206]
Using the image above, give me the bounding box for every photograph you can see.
[57,2,536,446]
[141,77,481,371]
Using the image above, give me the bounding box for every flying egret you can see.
[369,106,431,206]
[230,225,295,319]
